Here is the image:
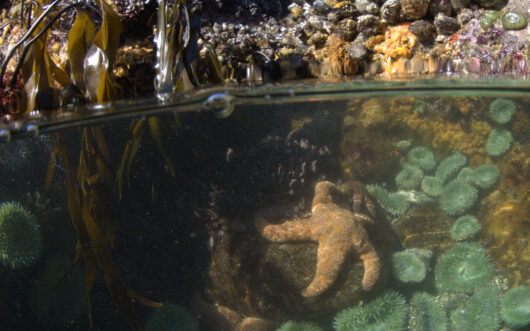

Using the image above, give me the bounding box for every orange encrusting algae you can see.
[371,24,417,75]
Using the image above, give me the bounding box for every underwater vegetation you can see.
[277,320,324,331]
[333,290,408,331]
[489,98,516,124]
[450,215,481,241]
[435,152,467,184]
[0,201,42,269]
[486,128,513,157]
[421,176,443,197]
[501,286,530,328]
[439,180,478,216]
[458,285,500,331]
[407,146,437,171]
[366,185,410,217]
[469,164,499,189]
[145,304,199,331]
[29,255,87,327]
[408,292,447,331]
[435,243,494,293]
[392,248,432,283]
[395,163,424,190]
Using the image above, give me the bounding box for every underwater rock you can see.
[202,198,397,321]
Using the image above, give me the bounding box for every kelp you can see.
[1,0,121,112]
[52,129,161,330]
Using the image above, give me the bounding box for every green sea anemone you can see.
[277,321,324,331]
[392,249,429,283]
[0,201,42,268]
[501,286,530,328]
[396,140,412,152]
[29,255,87,327]
[450,215,481,241]
[439,180,478,216]
[456,167,472,183]
[409,292,447,331]
[396,164,424,190]
[460,286,500,331]
[486,128,513,157]
[421,176,443,197]
[469,164,500,189]
[489,98,516,124]
[333,290,408,331]
[407,147,436,171]
[435,152,467,184]
[146,304,199,331]
[435,243,494,293]
[366,185,410,217]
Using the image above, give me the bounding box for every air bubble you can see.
[203,92,235,118]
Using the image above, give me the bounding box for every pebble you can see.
[400,0,430,20]
[357,14,381,36]
[380,0,401,24]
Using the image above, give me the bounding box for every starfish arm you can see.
[311,181,336,211]
[359,246,381,291]
[255,217,312,242]
[301,240,346,297]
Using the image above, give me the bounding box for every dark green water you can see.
[0,79,529,330]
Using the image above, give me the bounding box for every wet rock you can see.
[474,0,507,9]
[400,0,429,20]
[313,0,332,15]
[457,8,474,25]
[450,0,469,9]
[380,0,401,24]
[409,20,437,44]
[434,13,460,35]
[355,0,380,15]
[428,0,452,17]
[335,19,358,41]
[357,14,382,36]
[346,34,369,59]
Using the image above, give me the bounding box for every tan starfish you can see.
[255,181,381,297]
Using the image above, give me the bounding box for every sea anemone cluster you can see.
[439,180,478,216]
[395,163,424,190]
[145,303,199,331]
[435,152,467,184]
[277,321,323,331]
[333,290,408,331]
[392,248,432,283]
[407,146,436,171]
[501,286,530,328]
[469,164,500,189]
[408,292,447,331]
[435,242,494,293]
[457,286,500,331]
[486,128,513,157]
[421,176,443,197]
[450,215,481,241]
[0,201,42,269]
[366,184,410,217]
[489,98,516,124]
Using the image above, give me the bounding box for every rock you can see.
[428,0,452,17]
[355,0,380,15]
[473,0,507,9]
[400,0,430,20]
[357,14,382,36]
[434,13,460,35]
[450,0,469,9]
[380,0,401,24]
[409,20,437,44]
[203,209,397,321]
[457,8,474,25]
[313,0,332,15]
[346,34,369,59]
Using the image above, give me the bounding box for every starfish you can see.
[255,181,381,297]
